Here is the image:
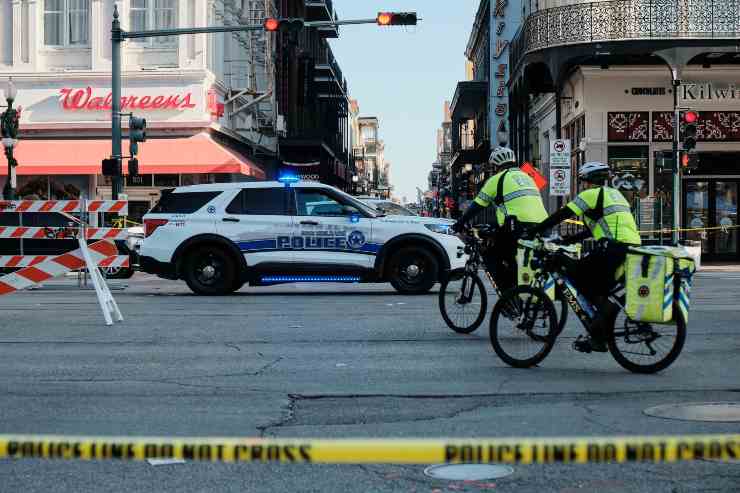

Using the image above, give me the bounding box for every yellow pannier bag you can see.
[516,241,555,301]
[625,246,696,323]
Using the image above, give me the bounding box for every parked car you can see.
[140,180,466,295]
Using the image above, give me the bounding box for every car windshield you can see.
[329,189,381,217]
[373,201,416,216]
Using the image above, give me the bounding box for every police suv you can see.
[139,179,465,295]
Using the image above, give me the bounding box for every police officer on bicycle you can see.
[452,146,548,291]
[525,161,641,352]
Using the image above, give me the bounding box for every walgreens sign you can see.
[59,86,198,111]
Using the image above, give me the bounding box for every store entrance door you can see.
[684,179,739,261]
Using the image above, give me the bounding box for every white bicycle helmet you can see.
[578,161,610,182]
[488,146,517,168]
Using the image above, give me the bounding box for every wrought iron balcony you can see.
[511,0,740,70]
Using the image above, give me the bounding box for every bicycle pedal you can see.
[572,336,593,354]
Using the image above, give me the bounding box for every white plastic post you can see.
[77,197,123,325]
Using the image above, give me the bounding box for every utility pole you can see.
[672,77,681,245]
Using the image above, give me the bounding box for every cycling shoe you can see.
[573,335,608,353]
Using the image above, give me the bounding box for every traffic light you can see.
[377,12,418,26]
[128,115,147,157]
[683,110,699,152]
[128,158,139,177]
[102,157,121,177]
[681,151,699,171]
[263,18,304,32]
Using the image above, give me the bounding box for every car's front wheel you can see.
[388,246,439,294]
[183,245,237,295]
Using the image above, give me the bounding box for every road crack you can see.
[257,394,298,437]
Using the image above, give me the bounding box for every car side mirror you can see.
[375,206,386,214]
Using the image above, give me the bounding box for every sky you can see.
[329,1,480,203]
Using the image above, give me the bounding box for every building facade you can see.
[508,0,740,261]
[274,0,353,192]
[355,116,391,198]
[448,0,490,220]
[0,0,353,221]
[0,0,283,221]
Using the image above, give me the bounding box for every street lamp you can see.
[464,163,473,173]
[1,77,19,200]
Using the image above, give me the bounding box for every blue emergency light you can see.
[278,174,300,185]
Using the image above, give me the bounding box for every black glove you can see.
[452,221,466,234]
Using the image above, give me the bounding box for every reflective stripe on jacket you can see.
[473,169,548,226]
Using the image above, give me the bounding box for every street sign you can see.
[549,167,570,196]
[549,139,571,168]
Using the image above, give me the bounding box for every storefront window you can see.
[17,175,87,200]
[153,174,179,187]
[181,174,215,186]
[608,146,649,206]
[653,152,674,239]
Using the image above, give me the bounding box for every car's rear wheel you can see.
[388,246,438,295]
[183,245,237,295]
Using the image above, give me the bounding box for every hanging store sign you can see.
[59,87,198,111]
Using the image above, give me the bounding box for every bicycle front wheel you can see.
[439,272,487,334]
[490,286,558,368]
[608,306,686,374]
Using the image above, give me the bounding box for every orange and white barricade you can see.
[0,198,126,325]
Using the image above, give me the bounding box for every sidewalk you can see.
[700,262,740,272]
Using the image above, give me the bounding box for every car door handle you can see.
[300,220,319,226]
[222,217,240,223]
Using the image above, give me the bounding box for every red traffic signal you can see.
[264,18,304,32]
[681,153,689,167]
[377,12,418,26]
[684,110,699,124]
[264,18,280,31]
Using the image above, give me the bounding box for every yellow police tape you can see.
[0,434,738,464]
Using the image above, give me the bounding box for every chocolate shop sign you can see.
[680,82,740,102]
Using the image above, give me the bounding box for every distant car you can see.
[358,197,417,216]
[140,180,466,295]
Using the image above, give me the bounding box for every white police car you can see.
[139,179,465,295]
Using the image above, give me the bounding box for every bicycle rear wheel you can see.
[439,272,487,334]
[607,306,686,374]
[490,286,558,368]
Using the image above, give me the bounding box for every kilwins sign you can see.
[680,83,740,102]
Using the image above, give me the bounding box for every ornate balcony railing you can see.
[511,0,740,70]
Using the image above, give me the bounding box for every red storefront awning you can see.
[1,133,265,179]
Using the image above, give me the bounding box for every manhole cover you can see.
[643,402,740,422]
[423,464,513,481]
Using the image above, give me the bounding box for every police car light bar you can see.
[278,175,300,184]
[261,275,361,283]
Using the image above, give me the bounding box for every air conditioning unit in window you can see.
[276,115,286,135]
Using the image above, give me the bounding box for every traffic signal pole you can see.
[672,77,680,246]
[110,6,418,200]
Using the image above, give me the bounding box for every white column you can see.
[195,0,210,70]
[177,0,190,67]
[11,0,23,68]
[91,0,109,70]
[26,0,38,70]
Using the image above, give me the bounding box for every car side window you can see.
[226,188,288,215]
[295,190,356,217]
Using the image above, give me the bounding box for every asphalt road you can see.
[0,271,738,492]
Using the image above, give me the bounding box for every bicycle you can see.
[438,225,568,334]
[489,238,687,374]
